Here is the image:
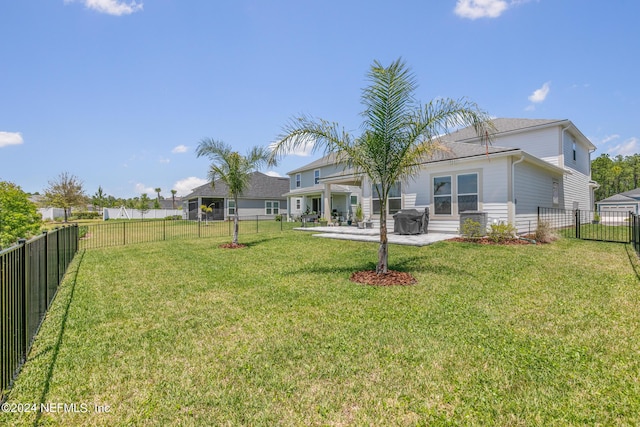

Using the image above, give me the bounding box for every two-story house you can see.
[285,118,597,232]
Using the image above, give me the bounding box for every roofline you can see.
[455,119,597,151]
[419,148,567,175]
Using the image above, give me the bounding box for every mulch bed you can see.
[350,270,417,286]
[446,237,538,245]
[219,243,247,249]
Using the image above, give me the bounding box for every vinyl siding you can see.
[492,127,560,162]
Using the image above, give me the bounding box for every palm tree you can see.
[171,189,178,209]
[196,139,271,245]
[269,58,494,274]
[154,187,162,207]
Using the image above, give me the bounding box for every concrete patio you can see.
[294,225,457,247]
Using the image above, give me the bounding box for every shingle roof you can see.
[597,194,638,203]
[184,172,290,199]
[286,152,352,175]
[444,118,568,142]
[422,140,519,163]
[620,188,640,199]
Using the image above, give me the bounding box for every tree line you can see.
[591,153,640,201]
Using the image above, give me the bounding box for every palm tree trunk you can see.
[233,195,239,245]
[377,207,388,274]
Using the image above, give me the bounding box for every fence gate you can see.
[538,207,631,244]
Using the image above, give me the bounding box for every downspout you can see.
[511,155,525,224]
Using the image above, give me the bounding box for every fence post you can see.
[256,216,259,233]
[575,209,580,239]
[18,239,28,365]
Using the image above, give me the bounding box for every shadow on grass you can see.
[287,255,475,280]
[624,244,640,282]
[32,249,86,427]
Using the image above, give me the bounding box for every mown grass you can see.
[2,232,639,425]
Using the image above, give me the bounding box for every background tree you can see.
[592,153,640,202]
[269,58,493,274]
[43,172,87,222]
[196,139,270,245]
[0,181,42,249]
[92,185,107,213]
[138,193,151,219]
[171,189,178,209]
[154,187,162,209]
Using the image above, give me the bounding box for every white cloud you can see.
[173,177,208,196]
[528,82,551,103]
[0,131,24,148]
[159,157,170,164]
[65,0,143,16]
[134,183,155,195]
[600,134,620,145]
[172,144,188,154]
[264,170,282,177]
[268,139,315,157]
[454,0,509,19]
[607,137,639,157]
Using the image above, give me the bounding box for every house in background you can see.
[286,118,597,233]
[596,188,640,214]
[183,171,290,220]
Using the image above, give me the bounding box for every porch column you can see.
[323,183,332,224]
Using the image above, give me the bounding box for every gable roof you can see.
[184,172,290,199]
[286,153,341,175]
[597,193,638,203]
[445,118,567,142]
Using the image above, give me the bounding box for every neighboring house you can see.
[286,118,597,233]
[183,172,290,220]
[596,188,640,214]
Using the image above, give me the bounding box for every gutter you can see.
[511,155,526,222]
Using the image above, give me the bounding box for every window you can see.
[296,198,301,210]
[457,173,478,213]
[433,176,452,215]
[295,173,301,188]
[572,141,577,162]
[350,195,358,205]
[372,182,402,215]
[314,169,321,185]
[552,180,559,206]
[228,200,236,215]
[266,201,279,215]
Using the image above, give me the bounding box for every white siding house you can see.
[284,118,597,233]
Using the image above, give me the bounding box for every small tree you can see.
[92,185,107,213]
[196,139,270,245]
[43,172,87,222]
[138,193,151,219]
[0,181,42,249]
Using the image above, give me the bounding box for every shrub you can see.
[461,218,484,239]
[275,214,282,222]
[488,221,517,243]
[165,215,182,220]
[71,211,100,220]
[535,220,557,243]
[78,226,89,239]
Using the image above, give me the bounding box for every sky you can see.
[1,0,639,199]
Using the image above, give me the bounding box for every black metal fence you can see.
[538,207,631,243]
[1,225,78,401]
[79,216,303,250]
[630,213,640,256]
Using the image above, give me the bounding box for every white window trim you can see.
[228,200,236,216]
[457,173,479,214]
[432,170,482,218]
[314,169,321,185]
[265,200,280,215]
[371,182,402,216]
[295,173,301,188]
[433,175,453,216]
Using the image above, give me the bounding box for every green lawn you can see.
[2,232,640,425]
